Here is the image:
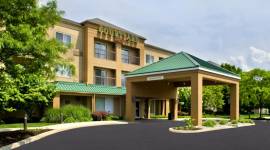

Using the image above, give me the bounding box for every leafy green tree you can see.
[203,86,224,114]
[12,65,56,118]
[0,0,70,128]
[0,0,69,78]
[240,69,270,118]
[0,71,20,112]
[221,63,242,75]
[221,63,242,114]
[178,87,191,114]
[179,86,224,115]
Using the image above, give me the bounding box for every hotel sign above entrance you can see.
[147,76,164,81]
[98,26,139,44]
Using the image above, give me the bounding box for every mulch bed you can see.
[0,129,51,147]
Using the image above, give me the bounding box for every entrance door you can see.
[135,101,140,118]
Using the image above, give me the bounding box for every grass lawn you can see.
[0,122,56,128]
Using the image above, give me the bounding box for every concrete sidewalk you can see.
[0,121,128,133]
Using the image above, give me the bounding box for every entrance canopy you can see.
[125,52,240,126]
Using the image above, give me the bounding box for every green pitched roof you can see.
[55,81,126,95]
[126,51,240,79]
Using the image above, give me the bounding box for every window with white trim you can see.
[146,54,154,64]
[56,65,72,78]
[122,48,129,63]
[96,96,114,113]
[56,32,71,45]
[95,42,107,59]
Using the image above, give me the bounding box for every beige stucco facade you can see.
[48,20,84,82]
[49,18,174,116]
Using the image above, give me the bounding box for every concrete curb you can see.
[169,123,255,133]
[0,121,128,150]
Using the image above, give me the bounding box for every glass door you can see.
[135,101,140,118]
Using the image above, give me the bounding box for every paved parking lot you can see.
[17,120,270,150]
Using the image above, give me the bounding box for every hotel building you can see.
[49,18,175,118]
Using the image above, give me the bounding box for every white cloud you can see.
[40,0,270,71]
[229,56,250,71]
[250,46,270,64]
[227,47,270,71]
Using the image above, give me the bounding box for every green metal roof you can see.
[55,81,126,95]
[126,51,240,79]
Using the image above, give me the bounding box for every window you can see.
[56,65,72,78]
[122,48,129,63]
[146,54,154,64]
[95,69,107,85]
[95,97,114,113]
[159,57,164,60]
[95,68,116,86]
[121,72,127,87]
[56,32,71,45]
[96,97,106,112]
[95,42,107,59]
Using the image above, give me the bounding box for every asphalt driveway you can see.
[17,120,270,150]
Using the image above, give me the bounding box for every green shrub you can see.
[44,105,91,123]
[150,115,166,119]
[0,120,4,125]
[106,114,123,120]
[61,105,91,122]
[174,126,182,130]
[231,120,238,124]
[219,120,229,125]
[238,119,254,124]
[203,120,217,127]
[184,119,194,129]
[44,108,61,123]
[64,117,76,123]
[173,119,202,130]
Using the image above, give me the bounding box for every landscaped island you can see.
[169,119,255,133]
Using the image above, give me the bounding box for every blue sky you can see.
[41,0,270,71]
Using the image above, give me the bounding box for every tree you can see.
[0,0,70,130]
[203,86,224,114]
[178,87,191,114]
[221,63,242,114]
[0,0,69,78]
[178,86,224,115]
[240,69,270,119]
[12,65,56,119]
[221,63,242,75]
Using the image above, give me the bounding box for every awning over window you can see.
[55,81,126,95]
